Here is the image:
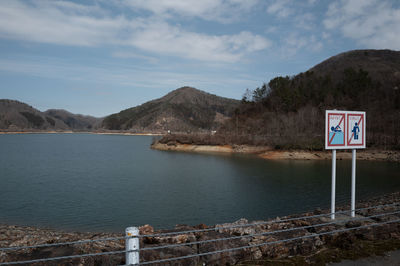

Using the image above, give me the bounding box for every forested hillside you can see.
[161,50,400,150]
[223,49,400,149]
[102,87,240,132]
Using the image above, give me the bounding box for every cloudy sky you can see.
[0,0,399,117]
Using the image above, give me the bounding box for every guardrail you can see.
[1,202,400,265]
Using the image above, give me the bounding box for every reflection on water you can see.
[0,134,399,232]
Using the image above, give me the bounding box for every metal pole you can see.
[126,227,139,265]
[351,149,356,217]
[331,149,336,220]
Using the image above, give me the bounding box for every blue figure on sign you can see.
[329,124,344,145]
[352,122,360,140]
[331,125,341,132]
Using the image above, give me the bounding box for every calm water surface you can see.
[0,134,399,232]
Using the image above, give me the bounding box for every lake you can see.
[0,133,399,233]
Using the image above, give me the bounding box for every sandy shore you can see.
[151,142,400,162]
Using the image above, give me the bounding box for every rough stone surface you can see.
[1,192,400,265]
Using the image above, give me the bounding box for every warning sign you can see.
[325,110,366,150]
[347,112,365,148]
[326,111,346,149]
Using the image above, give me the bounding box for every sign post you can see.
[331,149,336,220]
[325,110,366,219]
[347,112,365,217]
[326,111,346,220]
[351,149,356,217]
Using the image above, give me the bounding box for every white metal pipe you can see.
[351,149,356,217]
[126,227,139,265]
[331,149,336,220]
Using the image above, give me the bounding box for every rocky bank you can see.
[1,192,400,265]
[151,142,400,162]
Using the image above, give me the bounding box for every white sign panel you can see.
[325,110,366,150]
[347,112,365,148]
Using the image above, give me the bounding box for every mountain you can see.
[44,109,102,130]
[102,87,240,132]
[211,49,400,150]
[0,100,66,131]
[309,49,400,86]
[0,99,101,131]
[258,49,400,113]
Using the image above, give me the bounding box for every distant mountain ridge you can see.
[44,109,101,130]
[101,87,240,132]
[0,87,240,133]
[0,99,101,131]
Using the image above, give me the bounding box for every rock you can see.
[142,246,198,266]
[250,247,263,259]
[163,233,196,244]
[315,237,324,247]
[260,241,289,258]
[167,140,177,146]
[139,224,154,235]
[314,208,322,215]
[358,209,369,216]
[345,221,362,228]
[195,224,208,229]
[197,231,248,266]
[292,219,311,227]
[140,224,160,244]
[215,218,256,236]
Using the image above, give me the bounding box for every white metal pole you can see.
[126,227,139,265]
[331,149,336,220]
[351,149,356,217]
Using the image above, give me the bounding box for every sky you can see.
[0,0,399,117]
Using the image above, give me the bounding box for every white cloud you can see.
[0,0,270,63]
[282,33,323,57]
[324,0,400,50]
[125,21,270,62]
[322,32,330,40]
[121,0,259,23]
[267,0,293,18]
[294,13,315,30]
[265,26,277,34]
[111,51,159,64]
[0,0,131,46]
[0,57,262,95]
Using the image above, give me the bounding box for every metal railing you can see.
[1,202,399,265]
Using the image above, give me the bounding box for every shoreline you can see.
[151,142,400,162]
[2,132,399,162]
[0,131,163,136]
[1,191,400,265]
